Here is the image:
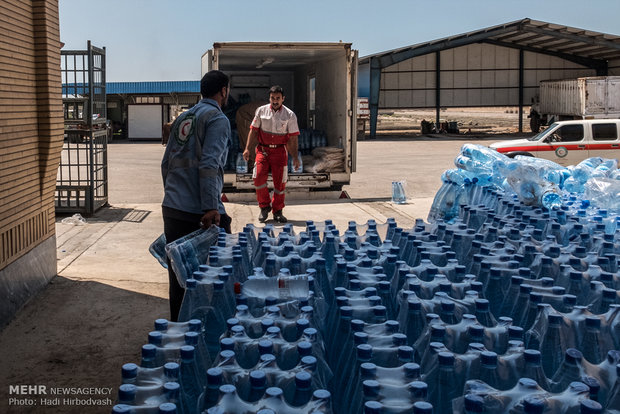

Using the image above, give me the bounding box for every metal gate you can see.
[56,41,108,215]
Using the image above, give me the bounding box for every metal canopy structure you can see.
[361,18,620,138]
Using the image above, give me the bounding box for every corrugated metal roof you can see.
[359,18,620,68]
[106,81,200,94]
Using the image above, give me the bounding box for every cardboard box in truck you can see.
[202,42,358,193]
[530,76,620,132]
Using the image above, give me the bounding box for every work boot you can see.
[258,207,271,223]
[273,210,287,223]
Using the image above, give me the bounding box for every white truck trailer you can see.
[202,42,358,195]
[529,76,620,132]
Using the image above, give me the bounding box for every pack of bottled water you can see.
[131,147,620,412]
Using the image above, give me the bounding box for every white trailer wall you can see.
[378,43,595,109]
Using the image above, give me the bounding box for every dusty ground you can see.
[375,106,531,136]
[0,108,523,413]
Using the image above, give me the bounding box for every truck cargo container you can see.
[202,42,358,194]
[530,76,620,132]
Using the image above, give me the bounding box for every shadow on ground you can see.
[0,276,167,414]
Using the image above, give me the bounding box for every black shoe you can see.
[273,210,287,223]
[258,207,271,223]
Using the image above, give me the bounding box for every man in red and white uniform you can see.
[243,85,300,223]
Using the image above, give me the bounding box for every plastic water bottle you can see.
[236,153,247,174]
[392,181,407,204]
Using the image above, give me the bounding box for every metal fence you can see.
[56,41,108,215]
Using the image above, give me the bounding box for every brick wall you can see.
[0,0,63,270]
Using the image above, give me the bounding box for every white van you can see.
[490,119,620,166]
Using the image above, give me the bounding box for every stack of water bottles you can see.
[126,143,620,413]
[298,129,328,156]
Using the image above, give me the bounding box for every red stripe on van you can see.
[495,145,585,153]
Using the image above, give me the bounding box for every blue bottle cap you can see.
[354,332,369,345]
[266,326,281,336]
[206,367,223,386]
[404,362,420,379]
[520,284,533,294]
[441,300,455,312]
[357,344,373,360]
[368,296,382,306]
[364,401,383,414]
[579,399,603,414]
[362,379,380,397]
[431,324,446,339]
[438,352,455,366]
[382,319,398,332]
[164,380,180,394]
[489,267,502,278]
[470,282,483,292]
[517,378,538,390]
[468,324,484,338]
[184,331,199,346]
[300,355,317,372]
[162,361,180,379]
[121,362,138,380]
[141,344,157,359]
[303,327,318,340]
[563,295,577,306]
[295,371,312,389]
[407,299,422,311]
[360,362,377,378]
[569,381,589,393]
[258,339,274,355]
[412,401,433,414]
[154,319,168,331]
[266,387,283,398]
[297,341,312,356]
[312,389,331,401]
[581,375,600,395]
[522,395,546,414]
[565,348,583,364]
[408,380,427,398]
[180,345,195,360]
[187,319,202,332]
[398,346,414,361]
[474,299,490,311]
[249,370,267,387]
[524,349,541,364]
[350,319,365,332]
[585,316,601,329]
[218,337,235,351]
[219,349,235,362]
[529,292,543,303]
[481,351,498,366]
[603,288,617,300]
[340,306,353,318]
[118,384,136,401]
[392,333,407,346]
[464,394,484,412]
[266,305,280,315]
[158,403,177,414]
[220,384,237,395]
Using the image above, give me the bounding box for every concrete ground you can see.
[0,136,494,413]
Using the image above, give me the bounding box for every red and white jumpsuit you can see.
[250,104,300,212]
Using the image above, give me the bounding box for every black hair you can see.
[201,70,229,98]
[269,85,284,96]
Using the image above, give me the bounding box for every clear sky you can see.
[59,0,620,82]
